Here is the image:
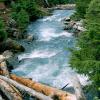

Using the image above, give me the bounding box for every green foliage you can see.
[70,0,100,98]
[0,17,7,42]
[11,0,45,20]
[75,0,91,18]
[48,0,75,5]
[10,0,46,32]
[85,0,100,35]
[16,9,29,32]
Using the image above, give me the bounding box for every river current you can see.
[12,10,88,90]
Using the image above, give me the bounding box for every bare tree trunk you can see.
[10,74,76,100]
[0,78,22,100]
[0,75,53,100]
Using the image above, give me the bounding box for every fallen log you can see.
[10,74,76,100]
[0,78,22,100]
[0,75,53,100]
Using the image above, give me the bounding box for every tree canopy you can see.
[70,0,100,99]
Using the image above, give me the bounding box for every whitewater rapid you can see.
[12,10,89,90]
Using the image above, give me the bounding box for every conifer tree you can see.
[70,0,100,98]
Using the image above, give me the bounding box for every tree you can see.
[11,0,45,20]
[75,0,91,18]
[70,0,100,98]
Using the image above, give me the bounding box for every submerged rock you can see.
[26,34,36,42]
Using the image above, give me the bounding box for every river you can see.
[12,10,88,92]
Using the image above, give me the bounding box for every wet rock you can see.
[73,21,86,32]
[2,50,13,59]
[64,17,71,22]
[5,38,25,52]
[64,21,75,30]
[26,34,35,42]
[64,20,86,36]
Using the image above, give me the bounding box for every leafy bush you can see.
[75,0,91,18]
[11,0,45,20]
[16,9,29,32]
[10,0,46,32]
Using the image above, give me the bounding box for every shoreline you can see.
[47,4,76,10]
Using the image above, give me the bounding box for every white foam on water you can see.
[39,28,55,41]
[12,62,30,72]
[42,15,56,22]
[51,67,89,88]
[25,63,89,88]
[39,27,72,41]
[41,14,61,22]
[26,63,60,82]
[56,18,64,22]
[77,74,90,86]
[52,67,73,88]
[18,49,58,61]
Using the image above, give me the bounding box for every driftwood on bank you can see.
[0,75,53,100]
[0,78,22,100]
[10,74,76,100]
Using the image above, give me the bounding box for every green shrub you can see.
[75,0,91,18]
[16,9,29,32]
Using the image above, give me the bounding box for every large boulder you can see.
[5,38,25,52]
[64,21,76,30]
[2,50,13,59]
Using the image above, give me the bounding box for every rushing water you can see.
[12,10,88,90]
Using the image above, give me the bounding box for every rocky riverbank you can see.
[0,51,77,100]
[0,2,86,100]
[63,17,86,36]
[47,4,75,10]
